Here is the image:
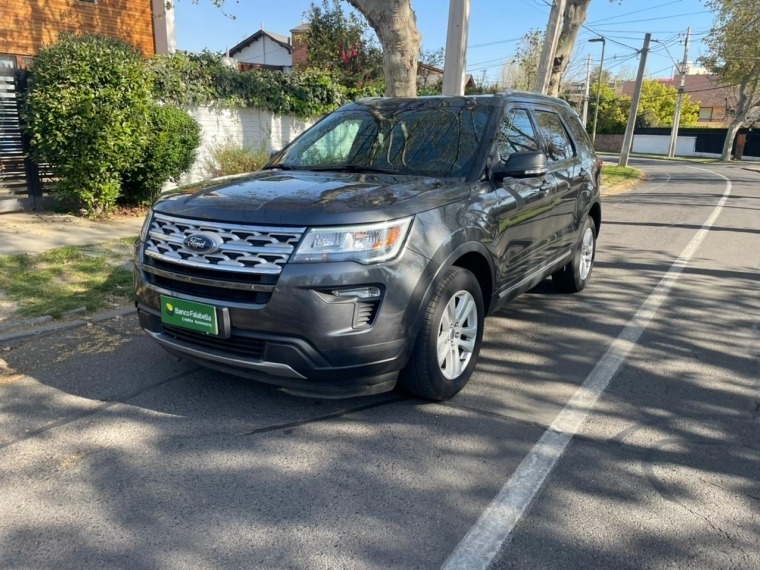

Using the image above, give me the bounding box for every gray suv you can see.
[134,92,601,400]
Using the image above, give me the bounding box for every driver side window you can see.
[497,108,540,162]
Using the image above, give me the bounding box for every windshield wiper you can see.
[262,164,295,171]
[307,165,402,175]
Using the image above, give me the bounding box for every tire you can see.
[398,267,484,401]
[552,216,596,293]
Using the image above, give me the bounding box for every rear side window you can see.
[497,108,540,161]
[535,110,575,162]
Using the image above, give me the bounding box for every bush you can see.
[203,141,270,178]
[120,105,201,205]
[149,52,358,117]
[24,34,152,213]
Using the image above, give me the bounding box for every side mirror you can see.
[492,151,548,181]
[269,150,281,160]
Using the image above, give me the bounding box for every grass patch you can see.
[602,165,642,188]
[0,238,136,320]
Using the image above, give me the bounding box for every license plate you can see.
[160,295,219,335]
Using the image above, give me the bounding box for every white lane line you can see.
[442,167,733,570]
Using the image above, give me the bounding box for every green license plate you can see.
[160,295,219,335]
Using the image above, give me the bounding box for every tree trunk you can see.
[548,0,591,97]
[347,0,421,97]
[721,72,760,160]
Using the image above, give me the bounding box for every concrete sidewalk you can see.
[0,211,145,256]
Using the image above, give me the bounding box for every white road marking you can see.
[442,166,733,570]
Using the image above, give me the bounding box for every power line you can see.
[585,0,686,26]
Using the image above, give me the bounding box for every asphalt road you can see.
[1,159,758,569]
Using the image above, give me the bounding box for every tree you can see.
[345,0,421,97]
[24,34,152,213]
[701,0,760,160]
[548,0,622,96]
[636,80,699,128]
[418,47,444,92]
[501,30,543,91]
[588,81,629,134]
[190,0,421,97]
[304,0,383,90]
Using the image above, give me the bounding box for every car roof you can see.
[353,91,572,110]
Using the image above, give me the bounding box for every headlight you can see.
[292,217,413,264]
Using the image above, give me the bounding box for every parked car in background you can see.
[134,92,601,400]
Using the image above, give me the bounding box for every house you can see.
[620,71,736,128]
[0,0,175,69]
[417,62,475,91]
[228,28,294,73]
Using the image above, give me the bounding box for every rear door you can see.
[532,106,582,254]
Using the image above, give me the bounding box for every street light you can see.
[588,37,606,146]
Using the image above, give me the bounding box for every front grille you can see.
[162,325,265,359]
[142,213,306,300]
[148,273,273,304]
[144,212,305,277]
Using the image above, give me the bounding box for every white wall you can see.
[632,134,696,156]
[179,106,316,184]
[631,134,760,161]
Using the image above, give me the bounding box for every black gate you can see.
[0,69,44,211]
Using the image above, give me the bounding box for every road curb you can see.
[0,306,136,345]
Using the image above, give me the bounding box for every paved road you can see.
[1,160,758,569]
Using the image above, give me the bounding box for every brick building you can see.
[0,0,175,69]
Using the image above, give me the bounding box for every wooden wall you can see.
[0,0,155,62]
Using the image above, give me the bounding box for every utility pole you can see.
[582,54,591,126]
[619,33,651,168]
[667,27,691,158]
[534,0,566,94]
[442,0,471,96]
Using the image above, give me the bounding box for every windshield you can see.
[275,101,492,178]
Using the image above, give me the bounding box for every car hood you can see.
[152,169,471,226]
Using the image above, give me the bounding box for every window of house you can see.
[0,55,17,69]
[698,107,714,121]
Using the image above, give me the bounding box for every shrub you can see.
[149,52,356,117]
[24,34,152,213]
[120,104,201,205]
[203,141,270,178]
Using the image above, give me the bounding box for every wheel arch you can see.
[588,200,601,236]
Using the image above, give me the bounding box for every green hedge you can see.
[121,104,201,206]
[148,51,375,117]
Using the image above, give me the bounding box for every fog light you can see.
[331,286,383,300]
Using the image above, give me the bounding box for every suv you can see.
[134,92,601,400]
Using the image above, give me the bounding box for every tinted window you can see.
[535,111,575,162]
[279,103,491,178]
[497,108,539,161]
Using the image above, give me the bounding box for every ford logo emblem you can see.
[183,232,222,254]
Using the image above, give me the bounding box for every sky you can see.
[173,0,717,84]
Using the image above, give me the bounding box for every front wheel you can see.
[398,267,484,401]
[552,216,597,293]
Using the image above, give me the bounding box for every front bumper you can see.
[134,245,431,398]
